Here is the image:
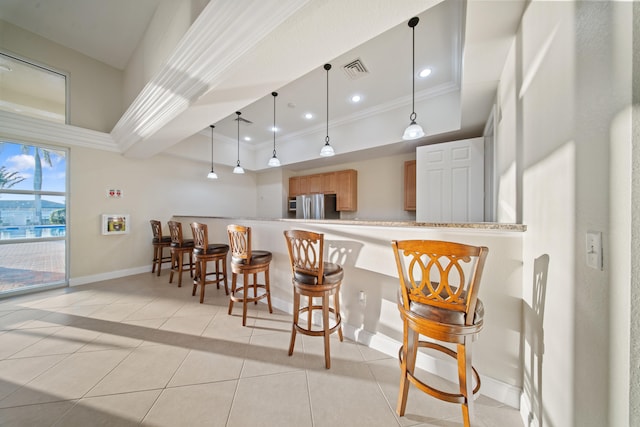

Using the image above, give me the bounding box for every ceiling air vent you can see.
[342,58,369,80]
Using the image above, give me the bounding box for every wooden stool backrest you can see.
[190,222,208,251]
[150,219,163,240]
[227,224,252,261]
[283,229,325,285]
[391,240,488,326]
[167,220,184,245]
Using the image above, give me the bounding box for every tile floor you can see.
[0,272,523,426]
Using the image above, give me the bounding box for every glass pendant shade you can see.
[402,119,425,140]
[320,63,335,157]
[268,91,281,167]
[233,111,244,174]
[402,17,425,141]
[207,124,218,179]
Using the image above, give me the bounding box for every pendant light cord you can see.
[408,17,419,122]
[325,63,331,144]
[210,125,214,168]
[272,92,277,155]
[236,111,241,166]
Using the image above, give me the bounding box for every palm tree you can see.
[21,146,53,225]
[0,166,24,189]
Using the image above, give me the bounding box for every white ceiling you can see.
[0,0,526,172]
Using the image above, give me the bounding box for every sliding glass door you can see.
[0,140,68,296]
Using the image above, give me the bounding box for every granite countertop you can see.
[174,215,527,232]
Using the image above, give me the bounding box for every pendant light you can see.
[207,124,218,179]
[268,91,281,167]
[319,63,335,157]
[402,16,425,141]
[233,111,245,174]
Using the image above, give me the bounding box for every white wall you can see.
[496,1,634,426]
[0,21,123,133]
[69,146,257,280]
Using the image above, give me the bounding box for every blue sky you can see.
[0,141,66,194]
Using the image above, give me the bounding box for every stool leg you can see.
[169,249,176,284]
[188,251,194,278]
[265,267,273,313]
[397,322,418,416]
[221,257,228,295]
[192,257,199,296]
[307,296,313,331]
[334,289,343,341]
[288,290,300,356]
[459,339,474,427]
[199,259,207,303]
[242,271,249,326]
[228,273,237,315]
[152,246,158,273]
[322,292,331,369]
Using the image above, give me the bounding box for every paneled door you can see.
[416,137,484,222]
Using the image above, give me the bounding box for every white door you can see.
[416,137,484,222]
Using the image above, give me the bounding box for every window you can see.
[0,140,68,295]
[0,51,68,124]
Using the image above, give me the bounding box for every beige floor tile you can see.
[0,349,131,407]
[0,400,76,426]
[307,359,400,427]
[53,389,161,427]
[0,309,51,331]
[85,344,188,396]
[158,314,213,336]
[85,302,148,322]
[19,304,104,329]
[78,330,144,353]
[301,332,365,369]
[0,354,67,400]
[172,300,221,318]
[9,326,102,358]
[227,371,312,427]
[142,380,237,427]
[123,298,185,321]
[168,336,249,387]
[241,331,305,378]
[0,327,62,359]
[250,305,292,336]
[201,310,254,339]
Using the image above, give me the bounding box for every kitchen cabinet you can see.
[288,169,357,211]
[336,169,357,211]
[404,160,416,211]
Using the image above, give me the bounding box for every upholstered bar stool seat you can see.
[190,222,229,303]
[150,219,172,276]
[284,229,344,369]
[227,224,273,326]
[167,220,194,287]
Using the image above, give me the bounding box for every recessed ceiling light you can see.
[244,136,251,141]
[419,68,432,78]
[304,113,313,119]
[350,94,362,103]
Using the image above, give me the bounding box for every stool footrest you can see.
[398,341,481,404]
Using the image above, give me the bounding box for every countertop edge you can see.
[173,216,527,232]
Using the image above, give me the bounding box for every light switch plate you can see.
[586,231,603,270]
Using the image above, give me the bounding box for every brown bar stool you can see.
[150,219,172,276]
[190,222,229,303]
[226,224,273,326]
[283,229,343,369]
[167,220,194,287]
[391,240,488,427]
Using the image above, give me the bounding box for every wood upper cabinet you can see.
[289,169,357,211]
[404,160,416,211]
[309,174,323,193]
[336,169,357,211]
[322,172,336,193]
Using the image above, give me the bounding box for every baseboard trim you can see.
[69,266,150,286]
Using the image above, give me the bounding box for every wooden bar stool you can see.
[167,220,194,287]
[190,222,229,303]
[226,224,273,326]
[150,219,172,276]
[283,229,343,369]
[391,239,488,427]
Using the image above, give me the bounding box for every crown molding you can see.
[0,110,117,151]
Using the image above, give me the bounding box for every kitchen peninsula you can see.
[174,215,525,408]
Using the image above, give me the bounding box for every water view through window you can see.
[0,141,67,295]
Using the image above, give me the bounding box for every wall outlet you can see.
[586,231,603,270]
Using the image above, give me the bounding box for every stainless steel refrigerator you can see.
[295,194,339,219]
